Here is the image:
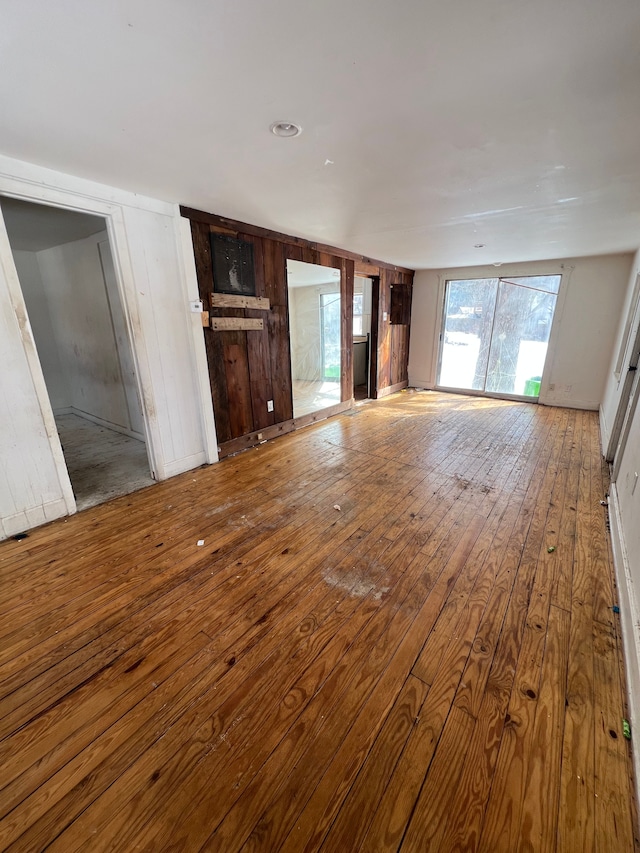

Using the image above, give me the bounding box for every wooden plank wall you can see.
[183,207,414,453]
[375,269,414,398]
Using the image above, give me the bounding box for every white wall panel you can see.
[36,232,132,430]
[12,249,70,410]
[0,154,216,539]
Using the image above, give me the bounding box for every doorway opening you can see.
[1,197,154,510]
[287,259,342,418]
[353,275,373,401]
[606,273,640,469]
[437,274,561,399]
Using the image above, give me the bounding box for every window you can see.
[353,292,364,336]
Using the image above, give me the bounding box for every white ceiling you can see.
[1,198,106,252]
[1,0,639,269]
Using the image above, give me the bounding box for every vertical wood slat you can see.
[240,234,276,431]
[374,269,413,395]
[189,220,232,443]
[264,238,293,424]
[369,276,381,398]
[340,257,355,403]
[376,269,392,395]
[223,342,253,438]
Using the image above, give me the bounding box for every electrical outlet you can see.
[189,300,203,313]
[267,400,274,412]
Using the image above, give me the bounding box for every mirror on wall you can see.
[286,259,342,418]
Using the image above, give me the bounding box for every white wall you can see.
[13,249,70,410]
[600,249,640,452]
[33,231,140,434]
[599,247,640,798]
[409,253,633,410]
[98,239,145,436]
[0,153,217,539]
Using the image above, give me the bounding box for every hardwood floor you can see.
[0,390,637,852]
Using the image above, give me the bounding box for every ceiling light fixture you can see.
[270,121,302,138]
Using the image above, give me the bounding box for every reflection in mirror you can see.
[287,259,342,418]
[354,276,373,399]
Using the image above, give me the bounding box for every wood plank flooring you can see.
[0,390,637,852]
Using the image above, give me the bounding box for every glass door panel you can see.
[438,275,560,399]
[438,278,498,391]
[485,282,557,396]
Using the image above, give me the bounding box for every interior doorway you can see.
[353,276,373,401]
[607,273,640,469]
[437,274,561,399]
[1,197,154,510]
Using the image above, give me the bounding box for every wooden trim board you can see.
[218,399,353,457]
[210,318,264,331]
[375,380,409,399]
[210,294,270,310]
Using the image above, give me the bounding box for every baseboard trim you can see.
[163,451,209,479]
[1,496,71,540]
[608,484,640,815]
[375,380,408,399]
[217,400,353,459]
[538,397,600,411]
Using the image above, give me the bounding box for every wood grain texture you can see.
[210,294,270,310]
[0,392,636,853]
[184,210,412,446]
[190,219,231,442]
[211,318,264,331]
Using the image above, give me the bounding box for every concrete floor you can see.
[56,413,155,511]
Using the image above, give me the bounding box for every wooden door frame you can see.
[607,273,640,464]
[368,274,382,399]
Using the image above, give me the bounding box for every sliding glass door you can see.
[438,275,561,398]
